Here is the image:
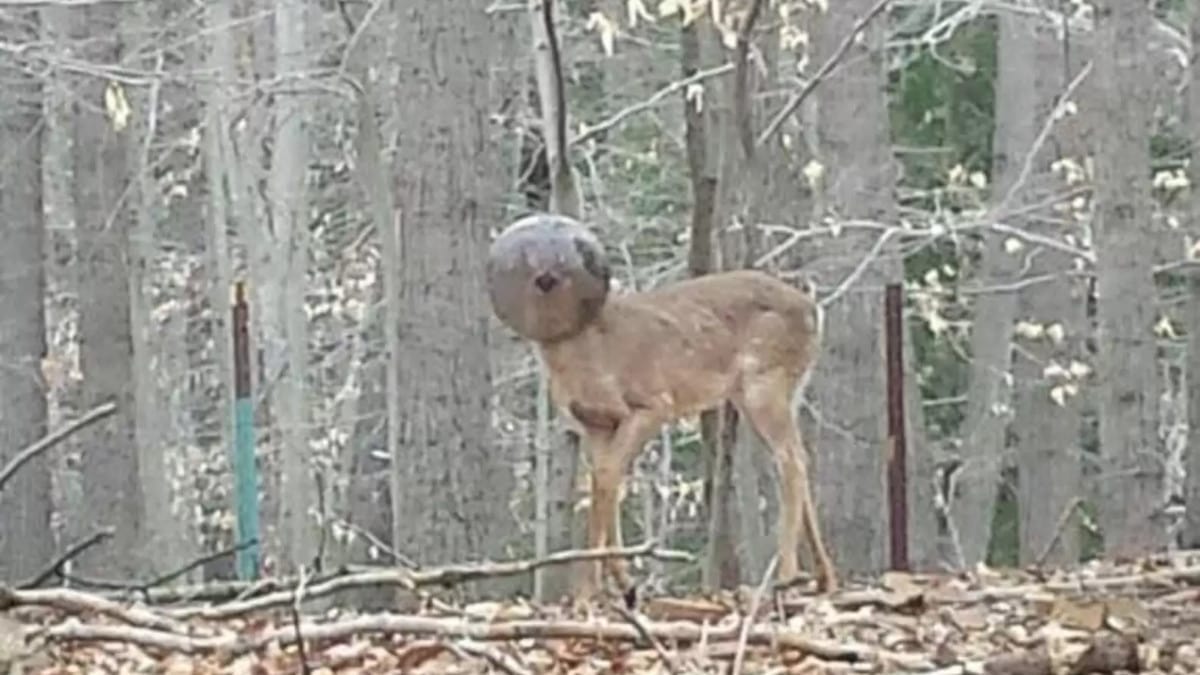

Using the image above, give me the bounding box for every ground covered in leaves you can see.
[3,547,1200,674]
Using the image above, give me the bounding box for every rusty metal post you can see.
[884,283,909,571]
[231,281,260,580]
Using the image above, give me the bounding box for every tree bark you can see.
[390,1,518,587]
[1091,0,1165,557]
[72,3,145,578]
[0,6,53,581]
[270,0,318,573]
[806,0,899,575]
[951,9,1035,567]
[1183,0,1200,549]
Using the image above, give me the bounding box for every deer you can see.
[487,212,839,604]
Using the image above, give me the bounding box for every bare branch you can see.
[573,63,734,147]
[18,529,114,589]
[0,585,186,633]
[0,401,117,494]
[756,0,892,148]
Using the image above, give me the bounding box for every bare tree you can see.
[1011,27,1091,567]
[950,9,1035,567]
[269,0,319,574]
[1091,0,1165,556]
[806,0,899,575]
[1184,0,1200,549]
[390,1,518,577]
[0,5,53,580]
[71,3,145,577]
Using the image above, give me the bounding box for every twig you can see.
[756,0,892,148]
[19,528,114,589]
[171,541,691,620]
[0,401,117,493]
[291,566,312,674]
[1034,497,1084,568]
[141,539,259,590]
[733,555,778,675]
[818,227,901,308]
[572,62,734,147]
[453,639,534,675]
[613,604,679,674]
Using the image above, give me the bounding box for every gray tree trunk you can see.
[202,0,238,578]
[806,0,899,576]
[1183,0,1200,549]
[270,0,318,573]
[1011,28,1091,568]
[71,4,145,578]
[0,6,53,581]
[390,1,518,584]
[1091,0,1165,557]
[951,9,1035,567]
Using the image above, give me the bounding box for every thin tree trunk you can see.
[270,0,317,573]
[202,0,238,579]
[72,2,144,578]
[1091,0,1165,557]
[952,7,1036,568]
[1183,0,1200,549]
[0,6,53,581]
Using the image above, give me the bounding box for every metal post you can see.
[231,281,260,580]
[884,283,909,571]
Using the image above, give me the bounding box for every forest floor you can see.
[2,545,1200,674]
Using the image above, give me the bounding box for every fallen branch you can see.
[172,541,692,620]
[0,585,186,634]
[18,528,114,589]
[45,610,925,666]
[0,401,117,493]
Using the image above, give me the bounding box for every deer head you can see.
[487,212,838,603]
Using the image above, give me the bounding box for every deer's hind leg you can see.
[736,371,838,593]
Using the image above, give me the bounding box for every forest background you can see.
[2,0,1199,605]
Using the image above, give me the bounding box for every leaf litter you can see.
[3,551,1200,674]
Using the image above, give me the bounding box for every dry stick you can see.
[172,541,692,620]
[291,566,312,675]
[572,62,734,147]
[732,555,778,675]
[613,604,679,674]
[1033,497,1084,568]
[452,639,534,675]
[18,528,114,589]
[45,611,923,666]
[0,401,117,493]
[0,585,186,634]
[755,0,892,148]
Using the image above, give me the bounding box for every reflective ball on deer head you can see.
[486,213,611,343]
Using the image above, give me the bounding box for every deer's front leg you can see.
[579,411,659,604]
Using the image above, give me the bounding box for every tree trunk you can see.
[72,3,144,578]
[1091,0,1165,557]
[0,6,53,581]
[390,1,518,587]
[202,0,238,579]
[1183,0,1200,549]
[806,0,899,576]
[951,9,1035,567]
[270,0,318,573]
[1010,27,1091,568]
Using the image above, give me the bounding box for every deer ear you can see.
[573,235,610,289]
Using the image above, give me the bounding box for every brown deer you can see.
[487,213,838,602]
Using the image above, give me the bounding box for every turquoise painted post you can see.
[231,281,260,580]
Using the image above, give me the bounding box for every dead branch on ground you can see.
[0,585,186,633]
[171,541,691,620]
